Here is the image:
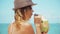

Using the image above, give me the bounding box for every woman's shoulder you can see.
[8,22,16,30]
[8,23,14,33]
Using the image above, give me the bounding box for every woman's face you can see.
[25,7,33,20]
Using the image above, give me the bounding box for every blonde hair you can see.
[14,6,32,30]
[15,6,32,20]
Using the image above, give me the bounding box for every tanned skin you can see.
[8,6,35,34]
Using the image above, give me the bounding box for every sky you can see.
[0,0,60,24]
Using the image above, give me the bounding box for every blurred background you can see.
[0,0,60,34]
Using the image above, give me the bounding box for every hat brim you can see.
[13,3,36,10]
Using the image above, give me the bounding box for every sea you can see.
[0,23,60,34]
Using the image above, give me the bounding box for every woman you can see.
[8,0,35,34]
